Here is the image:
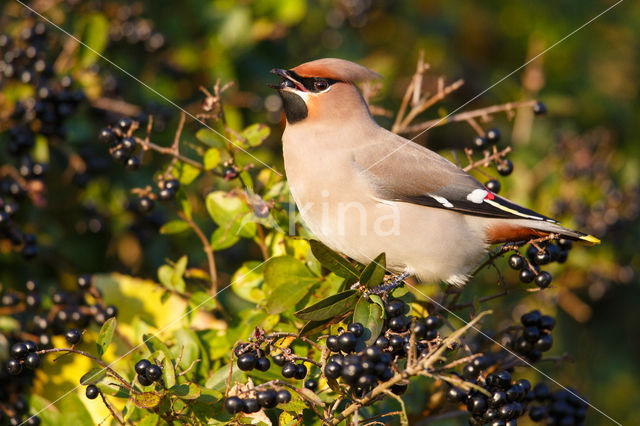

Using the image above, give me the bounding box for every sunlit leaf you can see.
[204,148,221,170]
[78,13,109,67]
[353,297,384,346]
[133,392,162,409]
[96,317,116,357]
[80,367,106,385]
[160,220,190,234]
[309,240,360,279]
[360,253,386,288]
[263,256,321,314]
[294,290,358,321]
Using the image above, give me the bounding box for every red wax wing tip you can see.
[484,190,495,200]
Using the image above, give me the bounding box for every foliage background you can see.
[1,0,639,424]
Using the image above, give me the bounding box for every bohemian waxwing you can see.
[270,58,599,286]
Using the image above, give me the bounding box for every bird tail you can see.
[485,218,601,246]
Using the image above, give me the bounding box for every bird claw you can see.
[363,271,410,300]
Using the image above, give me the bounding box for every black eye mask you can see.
[282,70,341,93]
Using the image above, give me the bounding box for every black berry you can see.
[535,271,552,288]
[281,362,296,378]
[337,332,357,353]
[532,101,547,115]
[255,357,271,372]
[135,359,151,376]
[65,328,82,345]
[256,389,277,408]
[224,396,244,414]
[237,352,257,371]
[146,364,162,382]
[347,322,364,337]
[86,384,99,400]
[497,159,514,176]
[485,179,501,194]
[276,389,291,404]
[486,128,501,143]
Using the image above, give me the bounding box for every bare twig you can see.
[176,210,218,294]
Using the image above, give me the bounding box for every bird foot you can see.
[363,271,410,298]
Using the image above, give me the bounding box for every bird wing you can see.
[351,130,557,223]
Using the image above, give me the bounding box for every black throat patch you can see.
[279,91,308,124]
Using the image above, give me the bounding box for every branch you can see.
[398,99,538,134]
[176,210,218,293]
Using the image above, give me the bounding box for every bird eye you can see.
[314,79,329,91]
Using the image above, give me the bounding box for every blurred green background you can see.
[3,0,639,424]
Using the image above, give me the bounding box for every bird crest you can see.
[291,58,381,82]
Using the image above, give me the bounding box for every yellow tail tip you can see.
[579,234,601,245]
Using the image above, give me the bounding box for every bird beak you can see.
[269,68,307,92]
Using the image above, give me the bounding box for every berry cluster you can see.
[528,384,588,424]
[0,23,85,259]
[511,310,555,362]
[508,238,573,288]
[98,118,143,171]
[448,368,533,425]
[107,4,166,53]
[134,359,163,386]
[321,298,440,397]
[224,388,292,414]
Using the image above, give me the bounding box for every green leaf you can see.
[58,393,94,425]
[160,220,190,235]
[309,240,360,279]
[242,123,270,147]
[188,291,218,311]
[177,191,192,220]
[170,382,201,400]
[203,148,221,170]
[196,129,226,148]
[96,317,116,357]
[143,334,172,359]
[263,256,321,314]
[294,290,358,321]
[133,392,162,409]
[299,319,329,336]
[230,261,265,303]
[138,413,160,426]
[28,394,60,426]
[205,364,242,391]
[162,355,176,388]
[80,367,106,385]
[206,191,257,239]
[352,297,384,346]
[209,226,240,250]
[172,161,201,185]
[78,13,109,67]
[360,253,386,288]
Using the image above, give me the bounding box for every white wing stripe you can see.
[484,199,544,220]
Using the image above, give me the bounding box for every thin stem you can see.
[176,210,218,293]
[399,99,538,134]
[37,348,136,393]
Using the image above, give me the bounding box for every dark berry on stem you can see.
[535,271,552,288]
[157,188,175,201]
[533,101,547,115]
[7,359,22,375]
[224,396,244,414]
[276,389,292,404]
[304,379,318,392]
[118,117,133,132]
[347,322,364,337]
[467,395,487,414]
[447,387,467,402]
[326,335,340,352]
[534,334,553,351]
[338,332,357,353]
[412,321,427,339]
[99,128,117,145]
[363,346,382,363]
[497,159,514,176]
[508,254,524,270]
[164,179,180,191]
[521,310,541,326]
[137,196,154,213]
[105,305,118,318]
[236,352,257,371]
[374,335,389,349]
[125,156,140,170]
[25,353,40,369]
[65,328,82,345]
[24,340,37,352]
[424,315,441,330]
[388,315,408,332]
[490,391,508,407]
[86,384,99,400]
[135,359,151,376]
[486,128,501,143]
[341,363,363,385]
[294,363,308,379]
[485,179,501,194]
[11,342,29,359]
[256,389,277,408]
[519,268,535,283]
[385,299,405,317]
[281,362,296,378]
[539,315,555,330]
[138,374,153,386]
[523,326,541,342]
[473,135,488,149]
[243,398,259,413]
[272,353,286,366]
[77,274,92,289]
[251,356,268,372]
[146,364,162,382]
[324,362,341,379]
